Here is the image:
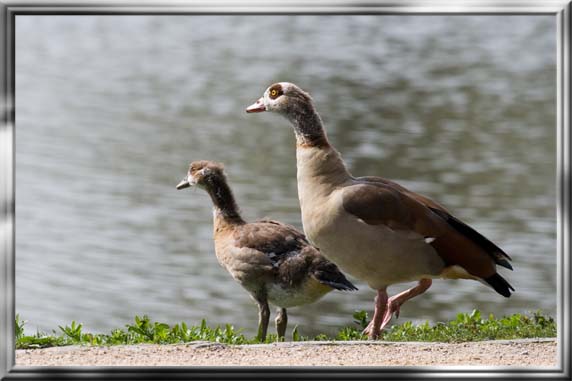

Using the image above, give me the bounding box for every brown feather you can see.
[342,176,510,280]
[233,220,356,291]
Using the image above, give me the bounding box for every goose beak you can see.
[176,178,191,190]
[246,97,266,113]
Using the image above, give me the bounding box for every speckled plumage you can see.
[177,160,356,341]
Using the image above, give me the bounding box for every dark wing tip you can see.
[429,207,514,270]
[319,279,358,291]
[484,273,515,298]
[496,257,514,271]
[314,268,358,291]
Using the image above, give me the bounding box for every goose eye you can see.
[270,89,278,97]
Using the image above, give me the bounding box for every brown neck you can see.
[285,100,331,149]
[288,99,351,186]
[296,134,330,149]
[204,176,245,225]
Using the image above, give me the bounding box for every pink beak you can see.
[246,97,266,113]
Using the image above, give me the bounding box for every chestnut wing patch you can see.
[345,177,513,278]
[356,176,449,212]
[428,207,513,270]
[341,183,415,230]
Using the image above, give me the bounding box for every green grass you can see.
[15,310,556,349]
[347,309,557,342]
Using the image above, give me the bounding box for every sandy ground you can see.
[15,338,557,367]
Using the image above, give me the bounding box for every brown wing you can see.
[234,219,309,255]
[355,176,450,213]
[341,180,446,237]
[355,177,512,269]
[310,257,358,291]
[342,178,511,279]
[234,220,356,291]
[427,207,513,270]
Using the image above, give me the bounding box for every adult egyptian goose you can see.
[246,83,514,339]
[176,160,357,341]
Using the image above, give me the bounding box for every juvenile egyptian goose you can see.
[176,160,357,341]
[246,83,514,339]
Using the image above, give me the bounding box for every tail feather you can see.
[484,273,515,297]
[493,255,513,271]
[313,262,358,291]
[317,278,358,291]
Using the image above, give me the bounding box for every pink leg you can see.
[362,288,388,340]
[379,278,433,331]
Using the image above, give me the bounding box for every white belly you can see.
[304,197,445,290]
[266,277,331,308]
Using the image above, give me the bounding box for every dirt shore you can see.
[16,338,557,367]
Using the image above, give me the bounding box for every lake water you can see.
[16,15,557,338]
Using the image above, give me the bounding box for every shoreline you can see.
[16,338,557,367]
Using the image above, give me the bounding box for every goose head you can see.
[246,82,314,117]
[176,160,225,190]
[246,82,328,147]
